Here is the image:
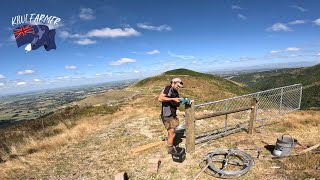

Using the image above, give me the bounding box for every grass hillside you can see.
[133,68,250,106]
[0,68,319,179]
[231,64,320,109]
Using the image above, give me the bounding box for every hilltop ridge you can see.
[133,68,250,105]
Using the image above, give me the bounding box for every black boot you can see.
[167,145,174,154]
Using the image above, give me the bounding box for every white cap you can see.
[171,78,183,88]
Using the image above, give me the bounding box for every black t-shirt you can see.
[161,85,180,117]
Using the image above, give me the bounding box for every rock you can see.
[114,172,129,180]
[147,156,161,173]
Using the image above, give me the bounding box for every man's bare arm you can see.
[158,92,180,103]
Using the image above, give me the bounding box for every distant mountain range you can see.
[231,64,320,109]
[209,61,319,76]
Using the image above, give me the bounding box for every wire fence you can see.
[193,84,302,139]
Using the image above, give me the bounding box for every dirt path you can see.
[6,107,175,179]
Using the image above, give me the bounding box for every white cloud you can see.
[168,51,195,60]
[147,49,160,55]
[290,5,308,12]
[0,83,4,86]
[59,28,139,43]
[270,47,300,54]
[56,76,69,80]
[79,8,95,20]
[137,23,172,31]
[313,18,320,26]
[231,5,243,10]
[110,58,136,65]
[0,74,5,79]
[87,27,140,38]
[288,20,305,25]
[286,47,300,51]
[237,14,247,20]
[75,38,96,45]
[134,70,140,73]
[95,73,102,76]
[17,69,35,75]
[240,56,256,61]
[65,65,77,70]
[317,53,320,56]
[58,30,86,39]
[17,82,27,86]
[266,23,292,32]
[163,63,176,67]
[270,50,281,54]
[33,79,41,82]
[58,30,71,39]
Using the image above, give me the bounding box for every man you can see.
[158,78,183,154]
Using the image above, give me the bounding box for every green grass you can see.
[135,68,250,96]
[135,68,223,86]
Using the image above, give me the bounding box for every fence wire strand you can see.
[194,84,302,137]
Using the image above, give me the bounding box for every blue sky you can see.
[0,0,320,95]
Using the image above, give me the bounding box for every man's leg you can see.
[167,128,176,153]
[162,117,179,154]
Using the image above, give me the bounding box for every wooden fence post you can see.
[185,100,195,153]
[249,98,257,134]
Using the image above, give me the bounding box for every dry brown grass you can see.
[0,83,319,179]
[276,152,320,179]
[0,109,126,179]
[76,89,138,107]
[1,105,318,179]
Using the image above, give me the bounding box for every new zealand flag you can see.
[13,24,56,51]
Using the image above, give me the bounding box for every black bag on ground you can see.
[171,146,186,163]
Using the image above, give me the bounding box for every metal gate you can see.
[193,84,302,143]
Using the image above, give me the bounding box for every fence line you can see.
[185,84,302,153]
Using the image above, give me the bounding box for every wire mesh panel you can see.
[194,84,302,141]
[255,84,302,122]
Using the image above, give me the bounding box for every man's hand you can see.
[172,98,180,103]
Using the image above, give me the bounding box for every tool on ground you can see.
[130,137,167,154]
[273,134,297,157]
[193,156,216,180]
[272,143,320,159]
[194,148,254,179]
[296,141,308,149]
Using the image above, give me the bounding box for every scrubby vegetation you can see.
[231,64,320,109]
